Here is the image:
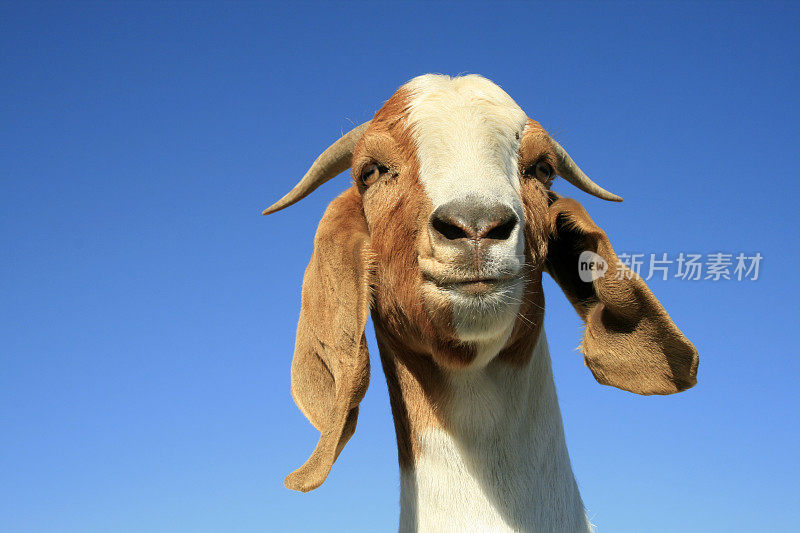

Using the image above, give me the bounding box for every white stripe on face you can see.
[405,74,530,354]
[405,74,529,212]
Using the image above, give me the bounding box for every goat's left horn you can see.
[551,139,623,202]
[262,121,371,215]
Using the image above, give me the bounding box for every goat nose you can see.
[430,200,518,242]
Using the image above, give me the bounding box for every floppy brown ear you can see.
[284,188,374,492]
[545,195,699,395]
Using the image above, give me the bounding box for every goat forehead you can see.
[404,74,529,208]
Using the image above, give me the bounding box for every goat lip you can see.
[450,280,501,295]
[426,276,519,295]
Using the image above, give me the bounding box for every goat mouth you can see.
[449,279,502,295]
[427,276,520,296]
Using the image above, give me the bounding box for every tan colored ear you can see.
[546,195,699,395]
[284,188,374,492]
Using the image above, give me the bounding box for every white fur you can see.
[395,75,590,531]
[406,74,529,353]
[399,333,591,532]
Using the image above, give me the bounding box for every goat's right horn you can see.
[551,139,623,202]
[263,121,371,215]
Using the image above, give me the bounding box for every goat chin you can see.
[443,276,524,349]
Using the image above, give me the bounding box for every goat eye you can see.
[535,161,554,181]
[359,163,389,187]
[524,160,554,184]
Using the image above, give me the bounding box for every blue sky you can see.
[2,1,798,531]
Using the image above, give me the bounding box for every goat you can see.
[263,74,698,532]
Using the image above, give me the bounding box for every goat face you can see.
[263,74,698,493]
[352,75,553,368]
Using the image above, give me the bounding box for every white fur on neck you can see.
[399,333,591,532]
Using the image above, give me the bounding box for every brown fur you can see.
[545,196,699,394]
[283,188,374,492]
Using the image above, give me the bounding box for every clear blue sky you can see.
[2,2,798,531]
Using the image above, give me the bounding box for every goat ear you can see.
[284,188,374,492]
[545,195,698,395]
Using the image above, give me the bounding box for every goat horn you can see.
[262,121,372,215]
[551,139,623,202]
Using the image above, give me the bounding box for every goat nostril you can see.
[432,216,470,240]
[485,216,518,241]
[430,201,518,243]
